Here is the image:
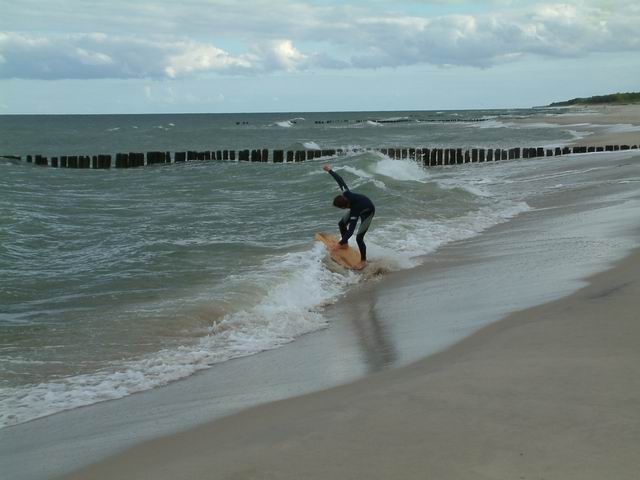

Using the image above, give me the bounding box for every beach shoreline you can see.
[63,153,640,479]
[518,103,640,147]
[64,241,640,480]
[3,106,639,480]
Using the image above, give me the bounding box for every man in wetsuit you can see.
[323,164,375,269]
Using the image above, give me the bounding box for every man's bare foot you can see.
[354,260,367,270]
[331,243,348,252]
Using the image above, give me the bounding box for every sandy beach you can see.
[4,0,640,476]
[59,106,640,480]
[520,103,640,146]
[1,105,638,480]
[66,246,640,480]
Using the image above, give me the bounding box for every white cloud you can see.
[252,40,308,72]
[1,1,639,79]
[0,33,169,79]
[344,2,640,68]
[0,33,306,79]
[164,42,253,78]
[74,48,113,67]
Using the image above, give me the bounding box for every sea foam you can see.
[0,244,358,428]
[1,154,532,430]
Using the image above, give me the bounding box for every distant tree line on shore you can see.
[549,92,640,106]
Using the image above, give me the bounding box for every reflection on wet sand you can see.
[345,294,397,373]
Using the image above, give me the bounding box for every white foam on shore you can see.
[435,176,493,197]
[371,157,429,182]
[337,157,530,270]
[333,165,387,190]
[273,117,305,128]
[589,123,640,134]
[370,201,530,271]
[474,119,508,129]
[466,117,640,147]
[0,155,534,430]
[0,244,358,428]
[473,118,640,141]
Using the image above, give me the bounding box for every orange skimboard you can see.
[315,232,364,270]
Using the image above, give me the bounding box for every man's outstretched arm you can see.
[323,164,349,192]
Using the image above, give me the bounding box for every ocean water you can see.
[0,108,590,427]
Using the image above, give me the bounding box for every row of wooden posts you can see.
[311,118,488,125]
[232,118,488,125]
[5,144,638,169]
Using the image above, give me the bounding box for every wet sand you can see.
[5,104,638,480]
[62,151,640,479]
[65,246,640,480]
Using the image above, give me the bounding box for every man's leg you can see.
[338,211,350,238]
[355,233,367,261]
[355,210,374,262]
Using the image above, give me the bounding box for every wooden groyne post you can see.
[8,144,638,170]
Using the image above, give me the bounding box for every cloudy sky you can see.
[1,0,638,114]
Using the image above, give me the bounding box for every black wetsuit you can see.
[328,169,375,261]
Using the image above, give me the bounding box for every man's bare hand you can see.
[322,164,332,172]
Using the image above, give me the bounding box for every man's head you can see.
[333,195,350,209]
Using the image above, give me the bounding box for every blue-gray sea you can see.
[0,108,586,427]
